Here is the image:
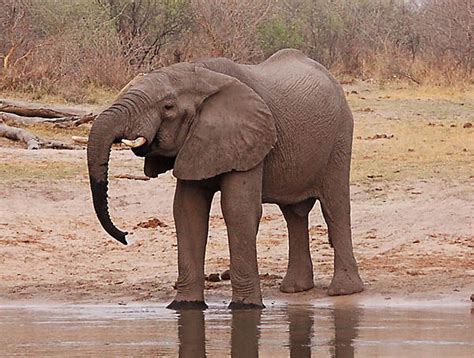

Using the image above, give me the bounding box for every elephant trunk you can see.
[87,109,128,245]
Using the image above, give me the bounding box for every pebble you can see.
[221,269,231,280]
[207,273,221,282]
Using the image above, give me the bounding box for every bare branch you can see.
[114,174,150,181]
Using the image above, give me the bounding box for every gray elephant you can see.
[87,49,363,309]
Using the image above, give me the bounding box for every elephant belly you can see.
[261,132,333,205]
[259,85,343,204]
[245,51,352,205]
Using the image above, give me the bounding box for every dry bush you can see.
[97,0,192,70]
[272,0,421,79]
[190,0,273,62]
[0,1,39,87]
[0,0,133,101]
[0,0,472,101]
[415,0,472,85]
[0,0,192,102]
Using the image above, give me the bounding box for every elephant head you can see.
[87,62,277,245]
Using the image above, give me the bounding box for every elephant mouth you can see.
[131,135,160,157]
[131,143,151,157]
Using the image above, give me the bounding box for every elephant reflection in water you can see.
[176,306,361,357]
[230,310,262,358]
[177,309,262,358]
[288,306,361,358]
[177,310,206,358]
[329,307,362,358]
[288,306,314,357]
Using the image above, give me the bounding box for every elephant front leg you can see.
[167,180,214,310]
[221,164,265,309]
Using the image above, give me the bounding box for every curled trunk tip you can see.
[87,112,128,245]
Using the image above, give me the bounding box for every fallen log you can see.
[0,111,97,127]
[1,97,101,127]
[0,111,55,125]
[0,104,76,118]
[0,122,76,150]
[41,140,76,150]
[0,123,40,149]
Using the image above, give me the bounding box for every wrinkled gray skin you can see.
[87,49,363,309]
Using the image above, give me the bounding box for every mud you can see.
[1,301,472,356]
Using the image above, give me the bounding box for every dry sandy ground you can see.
[1,83,473,306]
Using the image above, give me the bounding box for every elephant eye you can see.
[164,104,175,111]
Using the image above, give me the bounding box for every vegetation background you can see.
[0,0,472,103]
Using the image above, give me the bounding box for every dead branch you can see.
[73,113,96,126]
[0,110,96,127]
[71,136,131,148]
[0,123,40,149]
[0,104,77,118]
[398,71,421,85]
[3,43,21,71]
[114,174,150,181]
[0,111,52,125]
[0,99,93,115]
[42,117,80,124]
[71,136,88,144]
[40,140,76,150]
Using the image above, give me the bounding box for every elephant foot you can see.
[280,267,314,293]
[327,270,364,296]
[167,300,208,310]
[229,301,265,310]
[229,292,265,309]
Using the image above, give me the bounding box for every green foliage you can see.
[258,17,304,57]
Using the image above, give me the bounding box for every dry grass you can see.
[27,124,89,142]
[348,83,474,183]
[352,119,473,183]
[1,82,472,185]
[0,86,117,106]
[0,160,80,182]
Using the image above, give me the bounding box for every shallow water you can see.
[1,303,473,357]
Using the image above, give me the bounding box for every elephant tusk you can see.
[71,136,89,144]
[121,137,146,148]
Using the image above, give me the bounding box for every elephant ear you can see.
[173,66,277,180]
[144,155,175,178]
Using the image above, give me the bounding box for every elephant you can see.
[86,49,364,309]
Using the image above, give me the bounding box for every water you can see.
[1,303,473,357]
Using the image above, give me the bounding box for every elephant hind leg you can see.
[279,198,316,293]
[319,142,363,296]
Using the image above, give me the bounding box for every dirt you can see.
[1,82,473,306]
